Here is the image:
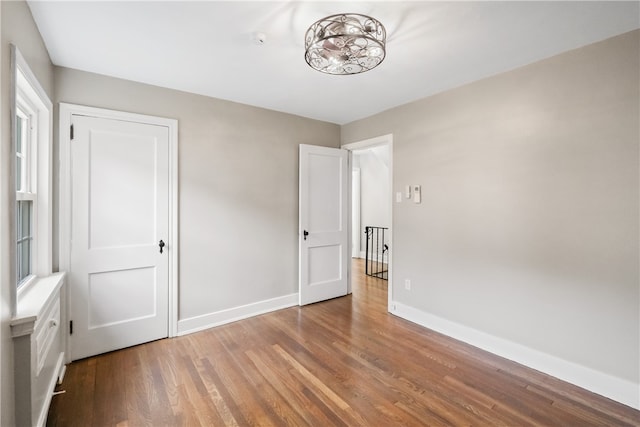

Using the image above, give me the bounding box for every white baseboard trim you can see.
[57,363,67,385]
[358,251,389,263]
[391,301,640,410]
[177,293,299,336]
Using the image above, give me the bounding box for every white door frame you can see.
[59,103,179,362]
[351,168,361,258]
[342,134,393,312]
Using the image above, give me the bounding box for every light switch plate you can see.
[413,185,421,203]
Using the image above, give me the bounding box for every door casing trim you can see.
[59,103,179,362]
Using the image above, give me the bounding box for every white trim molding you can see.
[391,301,640,410]
[11,44,55,314]
[177,293,299,336]
[342,133,393,151]
[58,103,179,360]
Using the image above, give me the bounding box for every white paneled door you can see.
[299,144,349,305]
[69,115,169,360]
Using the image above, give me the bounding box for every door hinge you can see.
[70,124,74,140]
[69,320,73,335]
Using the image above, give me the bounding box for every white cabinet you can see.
[11,273,66,427]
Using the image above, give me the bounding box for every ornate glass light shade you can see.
[305,13,386,75]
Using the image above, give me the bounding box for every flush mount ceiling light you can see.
[305,13,386,75]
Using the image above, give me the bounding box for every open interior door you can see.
[299,144,349,305]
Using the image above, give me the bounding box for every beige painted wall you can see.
[0,1,55,425]
[342,30,639,387]
[54,67,340,320]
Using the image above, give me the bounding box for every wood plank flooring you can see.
[47,260,639,426]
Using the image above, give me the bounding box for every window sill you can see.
[11,272,65,338]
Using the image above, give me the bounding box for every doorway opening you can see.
[342,134,393,312]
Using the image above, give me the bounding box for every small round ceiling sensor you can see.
[253,32,267,45]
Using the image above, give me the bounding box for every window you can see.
[15,99,37,286]
[11,44,53,296]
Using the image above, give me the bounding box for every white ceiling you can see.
[28,1,640,125]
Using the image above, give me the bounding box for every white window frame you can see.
[11,44,53,313]
[15,92,38,287]
[15,106,35,194]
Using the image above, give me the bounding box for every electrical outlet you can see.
[404,279,411,290]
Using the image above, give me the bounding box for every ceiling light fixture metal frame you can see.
[305,13,386,75]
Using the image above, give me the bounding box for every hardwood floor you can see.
[47,260,639,426]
